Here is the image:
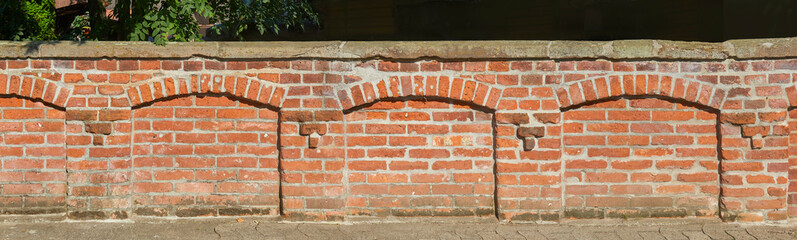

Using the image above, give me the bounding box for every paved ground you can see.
[0,217,794,239]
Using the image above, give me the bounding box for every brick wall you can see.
[0,41,795,223]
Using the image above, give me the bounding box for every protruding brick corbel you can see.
[496,113,548,151]
[85,122,112,135]
[740,125,768,150]
[495,113,530,125]
[84,122,112,146]
[300,123,327,149]
[750,134,764,149]
[517,126,545,151]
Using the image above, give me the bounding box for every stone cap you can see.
[1,37,796,60]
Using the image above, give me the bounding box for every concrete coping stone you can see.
[1,37,796,60]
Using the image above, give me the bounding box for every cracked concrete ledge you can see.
[1,37,796,60]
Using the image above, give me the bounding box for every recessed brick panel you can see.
[0,97,66,214]
[131,95,278,217]
[345,100,495,217]
[562,98,719,219]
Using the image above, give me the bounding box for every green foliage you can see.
[1,0,317,44]
[114,0,214,45]
[22,0,57,40]
[0,1,26,40]
[70,12,91,41]
[0,0,56,40]
[208,0,318,40]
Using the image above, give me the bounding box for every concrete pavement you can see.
[0,217,794,239]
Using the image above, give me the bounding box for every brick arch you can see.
[337,76,503,111]
[126,74,285,108]
[0,74,72,108]
[556,74,726,111]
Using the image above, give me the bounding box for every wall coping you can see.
[1,37,796,60]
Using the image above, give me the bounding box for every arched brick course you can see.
[0,74,72,108]
[557,74,726,110]
[126,74,285,109]
[337,76,503,111]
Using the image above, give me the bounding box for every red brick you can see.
[677,173,717,182]
[409,149,450,159]
[96,60,117,71]
[722,187,765,197]
[349,161,386,171]
[566,185,607,195]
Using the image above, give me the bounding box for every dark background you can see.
[271,0,797,42]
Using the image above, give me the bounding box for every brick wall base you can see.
[0,42,796,223]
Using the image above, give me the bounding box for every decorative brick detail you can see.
[557,74,726,110]
[0,74,73,107]
[126,75,285,108]
[517,126,545,151]
[299,123,327,149]
[337,76,503,111]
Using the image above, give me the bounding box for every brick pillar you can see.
[494,111,562,222]
[278,61,347,221]
[279,110,346,221]
[719,112,790,222]
[65,108,132,219]
[492,68,563,222]
[790,110,797,218]
[65,71,132,219]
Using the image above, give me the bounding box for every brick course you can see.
[0,41,795,223]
